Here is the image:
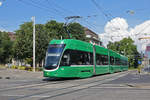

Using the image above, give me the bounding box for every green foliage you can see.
[11,65,42,71]
[45,20,67,40]
[24,58,32,66]
[0,31,13,64]
[13,22,33,61]
[13,20,87,67]
[107,37,140,68]
[14,22,47,67]
[11,65,18,69]
[68,23,88,41]
[35,24,49,65]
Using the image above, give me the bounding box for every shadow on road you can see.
[42,77,80,82]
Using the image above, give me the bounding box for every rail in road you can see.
[0,71,129,100]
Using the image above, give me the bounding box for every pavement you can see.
[0,68,43,80]
[0,68,150,100]
[143,66,150,73]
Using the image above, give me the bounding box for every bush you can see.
[6,65,43,72]
[0,65,6,68]
[25,66,32,71]
[11,65,18,69]
[35,67,43,71]
[18,66,26,70]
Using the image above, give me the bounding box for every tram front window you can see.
[44,44,65,70]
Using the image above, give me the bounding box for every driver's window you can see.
[60,50,70,66]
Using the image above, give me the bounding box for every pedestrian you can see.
[137,65,141,75]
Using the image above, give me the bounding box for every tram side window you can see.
[60,50,71,66]
[89,53,93,65]
[96,54,108,65]
[120,59,124,65]
[102,55,109,65]
[70,50,89,65]
[122,60,126,65]
[110,56,115,65]
[60,49,93,66]
[121,60,128,66]
[125,60,128,66]
[120,59,123,65]
[115,58,120,65]
[96,54,102,65]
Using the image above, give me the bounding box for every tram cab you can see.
[44,44,65,70]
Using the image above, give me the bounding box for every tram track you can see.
[11,71,129,100]
[0,78,75,92]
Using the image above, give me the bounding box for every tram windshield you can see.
[44,44,65,70]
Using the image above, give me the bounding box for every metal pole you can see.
[32,16,35,72]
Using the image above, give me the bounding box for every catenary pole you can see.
[32,16,36,72]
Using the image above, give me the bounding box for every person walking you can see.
[137,65,141,75]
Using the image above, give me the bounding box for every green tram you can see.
[43,39,128,78]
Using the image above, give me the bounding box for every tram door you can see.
[93,45,96,75]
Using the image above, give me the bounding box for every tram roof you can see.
[49,39,128,60]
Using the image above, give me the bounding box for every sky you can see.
[99,17,150,52]
[0,0,150,52]
[0,0,149,32]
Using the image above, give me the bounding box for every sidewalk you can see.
[0,68,43,80]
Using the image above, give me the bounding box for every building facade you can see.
[8,32,16,41]
[84,27,102,46]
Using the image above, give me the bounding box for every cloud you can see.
[99,17,130,47]
[130,20,150,52]
[99,17,150,53]
[0,2,2,6]
[105,17,129,34]
[0,28,8,32]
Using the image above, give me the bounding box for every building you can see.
[145,44,150,59]
[144,44,150,66]
[84,27,102,46]
[8,32,16,41]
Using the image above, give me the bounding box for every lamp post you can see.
[32,16,35,72]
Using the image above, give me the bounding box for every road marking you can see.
[0,82,48,91]
[0,71,129,99]
[0,94,51,98]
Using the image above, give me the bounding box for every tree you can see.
[13,22,33,65]
[68,23,88,41]
[107,37,140,68]
[45,20,67,40]
[14,20,88,67]
[35,24,49,67]
[0,31,13,64]
[13,22,34,66]
[45,20,88,41]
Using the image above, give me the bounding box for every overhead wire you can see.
[91,0,124,32]
[29,0,66,17]
[18,0,64,18]
[18,0,102,33]
[46,0,73,16]
[46,0,103,33]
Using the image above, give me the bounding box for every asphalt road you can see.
[0,68,150,100]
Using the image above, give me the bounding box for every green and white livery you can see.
[43,39,128,78]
